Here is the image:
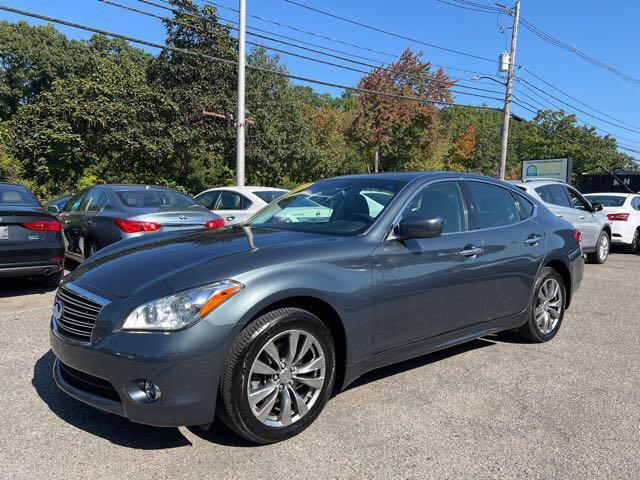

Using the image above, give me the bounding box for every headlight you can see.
[122,280,244,331]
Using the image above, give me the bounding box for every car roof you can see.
[329,171,511,183]
[514,179,569,187]
[583,192,635,197]
[197,186,288,196]
[98,184,182,192]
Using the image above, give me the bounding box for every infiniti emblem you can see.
[52,301,64,321]
[179,215,188,220]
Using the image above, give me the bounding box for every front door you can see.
[373,181,485,352]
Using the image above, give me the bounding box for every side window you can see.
[547,184,572,208]
[195,191,219,209]
[535,186,553,204]
[468,182,520,229]
[403,181,467,234]
[216,191,244,210]
[84,190,108,212]
[566,188,590,211]
[512,192,535,219]
[633,197,640,211]
[65,191,86,212]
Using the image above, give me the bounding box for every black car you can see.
[51,173,583,443]
[60,185,223,262]
[0,182,64,286]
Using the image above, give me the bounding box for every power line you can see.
[112,0,505,99]
[203,0,501,79]
[519,17,640,85]
[522,67,640,131]
[279,0,496,63]
[435,0,502,14]
[0,4,502,112]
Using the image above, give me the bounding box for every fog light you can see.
[143,380,161,402]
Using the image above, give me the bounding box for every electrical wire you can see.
[202,0,502,79]
[112,0,505,98]
[279,0,496,63]
[0,4,503,112]
[519,17,640,85]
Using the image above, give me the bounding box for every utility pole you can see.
[498,0,520,180]
[236,0,247,186]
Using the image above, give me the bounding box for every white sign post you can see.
[521,158,573,184]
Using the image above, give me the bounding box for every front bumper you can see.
[50,315,236,427]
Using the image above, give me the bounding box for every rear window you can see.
[0,186,39,206]
[253,190,286,203]
[117,189,197,209]
[584,195,626,207]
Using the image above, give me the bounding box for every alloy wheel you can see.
[247,329,326,428]
[632,230,640,252]
[598,234,609,261]
[535,278,562,335]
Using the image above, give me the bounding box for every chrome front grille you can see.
[54,286,103,342]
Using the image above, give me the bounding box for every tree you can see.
[352,49,453,172]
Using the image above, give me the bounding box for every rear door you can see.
[466,181,546,320]
[212,190,253,225]
[79,188,109,254]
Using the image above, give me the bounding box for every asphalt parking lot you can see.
[1,253,638,479]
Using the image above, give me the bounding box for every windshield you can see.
[117,189,198,209]
[254,190,287,203]
[0,186,40,206]
[584,195,626,207]
[248,178,406,236]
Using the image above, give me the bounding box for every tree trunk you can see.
[374,148,380,173]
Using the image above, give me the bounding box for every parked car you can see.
[516,179,611,264]
[0,182,64,286]
[44,194,73,216]
[195,186,287,225]
[584,192,640,252]
[50,173,584,444]
[59,184,223,262]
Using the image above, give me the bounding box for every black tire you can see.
[38,269,63,288]
[627,229,640,254]
[218,308,336,444]
[84,241,99,259]
[515,266,566,343]
[587,231,610,264]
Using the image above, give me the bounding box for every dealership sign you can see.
[521,158,573,183]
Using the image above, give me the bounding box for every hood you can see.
[65,226,336,298]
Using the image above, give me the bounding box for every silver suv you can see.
[516,179,611,264]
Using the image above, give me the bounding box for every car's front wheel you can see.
[218,308,336,444]
[587,231,609,264]
[627,228,640,254]
[515,267,566,342]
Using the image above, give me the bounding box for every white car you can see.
[584,193,640,253]
[516,179,611,264]
[194,186,288,226]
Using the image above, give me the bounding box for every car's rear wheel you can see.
[587,231,609,264]
[515,267,566,343]
[218,308,336,444]
[627,228,640,253]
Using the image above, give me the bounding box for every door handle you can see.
[459,246,483,257]
[579,216,585,220]
[524,235,542,246]
[226,216,235,221]
[555,214,564,218]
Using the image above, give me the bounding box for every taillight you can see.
[607,213,629,221]
[574,230,582,242]
[114,219,161,233]
[204,219,225,229]
[21,221,60,231]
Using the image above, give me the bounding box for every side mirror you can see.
[397,214,443,239]
[47,204,60,213]
[591,202,603,212]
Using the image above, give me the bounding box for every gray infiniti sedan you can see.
[59,184,223,262]
[50,172,584,443]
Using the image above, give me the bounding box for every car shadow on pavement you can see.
[32,350,193,450]
[343,338,495,392]
[0,276,58,299]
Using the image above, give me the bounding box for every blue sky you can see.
[1,0,639,154]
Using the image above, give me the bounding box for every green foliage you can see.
[0,1,636,200]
